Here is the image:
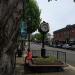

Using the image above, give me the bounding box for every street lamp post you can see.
[27,17,31,52]
[21,0,27,52]
[21,0,25,52]
[22,0,25,21]
[22,0,30,52]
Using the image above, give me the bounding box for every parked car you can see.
[71,45,75,50]
[62,44,71,49]
[57,44,62,48]
[53,44,57,48]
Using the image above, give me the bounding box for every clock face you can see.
[41,23,49,32]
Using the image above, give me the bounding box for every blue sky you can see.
[36,0,75,35]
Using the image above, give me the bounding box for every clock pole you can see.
[38,21,49,57]
[42,33,45,49]
[41,33,46,57]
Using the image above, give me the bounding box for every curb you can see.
[64,64,75,71]
[68,64,75,71]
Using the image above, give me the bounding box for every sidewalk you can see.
[16,55,75,75]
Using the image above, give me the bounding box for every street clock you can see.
[39,21,49,33]
[38,21,49,57]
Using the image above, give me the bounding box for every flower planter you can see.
[25,58,68,72]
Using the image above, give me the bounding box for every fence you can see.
[32,50,66,64]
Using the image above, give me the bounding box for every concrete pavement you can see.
[16,54,75,75]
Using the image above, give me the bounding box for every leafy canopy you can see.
[31,33,47,42]
[25,0,41,33]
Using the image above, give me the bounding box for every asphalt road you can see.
[30,43,75,66]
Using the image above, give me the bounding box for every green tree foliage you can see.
[25,0,41,33]
[32,33,46,42]
[35,33,42,41]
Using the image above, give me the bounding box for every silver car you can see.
[62,44,71,49]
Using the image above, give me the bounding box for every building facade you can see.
[53,24,75,44]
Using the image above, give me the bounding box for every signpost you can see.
[19,20,27,39]
[18,20,27,57]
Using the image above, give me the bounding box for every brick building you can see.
[53,24,75,44]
